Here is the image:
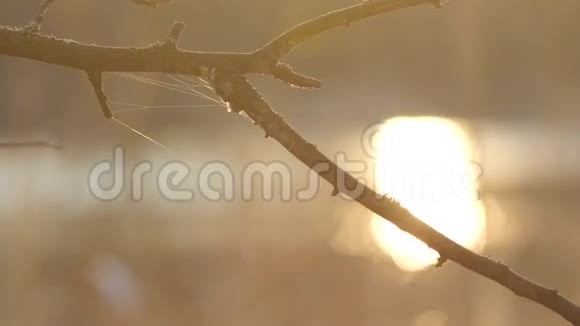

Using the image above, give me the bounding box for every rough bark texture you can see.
[1,0,579,324]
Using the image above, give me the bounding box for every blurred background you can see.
[1,0,580,325]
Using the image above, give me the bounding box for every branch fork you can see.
[2,0,580,324]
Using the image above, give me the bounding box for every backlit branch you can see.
[255,0,439,60]
[0,26,256,76]
[1,0,579,324]
[213,74,580,326]
[87,70,113,119]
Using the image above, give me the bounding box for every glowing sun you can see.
[370,117,486,271]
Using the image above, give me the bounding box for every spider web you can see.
[105,72,228,151]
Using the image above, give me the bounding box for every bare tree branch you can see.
[255,0,439,60]
[213,74,580,325]
[0,26,256,76]
[0,0,442,91]
[0,25,320,89]
[1,0,579,324]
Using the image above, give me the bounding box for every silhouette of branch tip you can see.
[256,0,437,61]
[24,0,57,33]
[271,62,321,89]
[86,71,113,119]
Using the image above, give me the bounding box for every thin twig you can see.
[255,0,440,60]
[271,62,321,89]
[87,71,113,119]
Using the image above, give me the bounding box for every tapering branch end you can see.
[87,71,113,119]
[271,62,321,89]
